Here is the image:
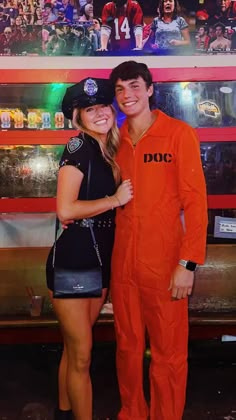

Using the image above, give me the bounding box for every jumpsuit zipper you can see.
[131,134,147,286]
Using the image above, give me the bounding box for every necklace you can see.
[130,114,157,146]
[132,127,149,146]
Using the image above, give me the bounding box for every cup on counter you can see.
[29,295,44,317]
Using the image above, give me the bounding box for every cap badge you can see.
[67,137,83,153]
[84,78,98,96]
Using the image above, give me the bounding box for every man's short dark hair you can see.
[199,25,209,34]
[214,22,226,33]
[109,60,153,89]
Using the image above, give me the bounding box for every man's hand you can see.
[168,265,194,300]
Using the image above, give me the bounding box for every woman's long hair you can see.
[72,105,121,185]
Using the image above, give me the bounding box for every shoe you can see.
[54,408,73,420]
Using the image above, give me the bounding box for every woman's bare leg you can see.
[90,288,108,323]
[51,290,107,420]
[58,345,71,410]
[49,291,71,412]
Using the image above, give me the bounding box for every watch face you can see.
[186,261,197,271]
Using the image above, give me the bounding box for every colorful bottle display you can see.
[0,109,73,130]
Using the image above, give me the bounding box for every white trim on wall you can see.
[0,55,236,69]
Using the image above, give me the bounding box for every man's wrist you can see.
[178,259,197,272]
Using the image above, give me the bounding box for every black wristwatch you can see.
[178,259,197,271]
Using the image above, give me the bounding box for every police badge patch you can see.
[67,137,83,153]
[84,78,98,96]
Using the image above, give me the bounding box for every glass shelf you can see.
[1,80,236,130]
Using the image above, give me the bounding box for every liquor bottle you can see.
[14,111,24,128]
[54,111,64,128]
[42,112,51,129]
[28,112,37,129]
[1,111,11,129]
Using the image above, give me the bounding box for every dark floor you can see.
[0,340,236,420]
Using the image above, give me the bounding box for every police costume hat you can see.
[62,78,115,120]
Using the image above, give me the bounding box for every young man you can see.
[72,24,93,56]
[109,61,208,420]
[195,25,210,51]
[209,22,231,51]
[100,0,143,52]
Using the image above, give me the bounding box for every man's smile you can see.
[122,101,137,108]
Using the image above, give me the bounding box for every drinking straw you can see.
[25,286,35,299]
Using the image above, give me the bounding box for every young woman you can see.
[143,0,191,53]
[46,77,133,420]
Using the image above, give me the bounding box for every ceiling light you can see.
[220,86,232,94]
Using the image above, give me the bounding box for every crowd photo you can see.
[0,0,236,56]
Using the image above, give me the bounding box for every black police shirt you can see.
[59,132,116,219]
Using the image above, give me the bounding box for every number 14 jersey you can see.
[101,0,143,51]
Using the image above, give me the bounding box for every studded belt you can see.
[75,218,114,228]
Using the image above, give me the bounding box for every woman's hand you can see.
[61,219,74,229]
[169,39,181,46]
[113,179,133,207]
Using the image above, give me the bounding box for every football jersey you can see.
[101,0,143,51]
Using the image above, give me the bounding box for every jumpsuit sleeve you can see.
[59,133,89,174]
[176,123,208,265]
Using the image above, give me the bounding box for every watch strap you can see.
[178,259,197,271]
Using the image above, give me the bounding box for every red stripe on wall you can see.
[1,67,236,83]
[0,195,235,213]
[0,198,56,213]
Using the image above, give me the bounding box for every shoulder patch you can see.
[67,137,83,154]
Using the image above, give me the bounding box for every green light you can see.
[51,83,67,91]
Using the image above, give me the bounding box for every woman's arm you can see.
[169,27,191,46]
[56,165,133,222]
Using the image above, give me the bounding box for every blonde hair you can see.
[72,105,121,185]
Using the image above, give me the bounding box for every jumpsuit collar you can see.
[120,110,168,145]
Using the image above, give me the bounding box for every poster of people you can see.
[0,0,236,56]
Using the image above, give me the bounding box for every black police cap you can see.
[62,78,115,120]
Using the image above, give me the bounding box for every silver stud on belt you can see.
[75,218,113,228]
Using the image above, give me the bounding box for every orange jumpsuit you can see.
[111,110,208,420]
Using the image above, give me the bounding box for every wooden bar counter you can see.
[0,244,235,344]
